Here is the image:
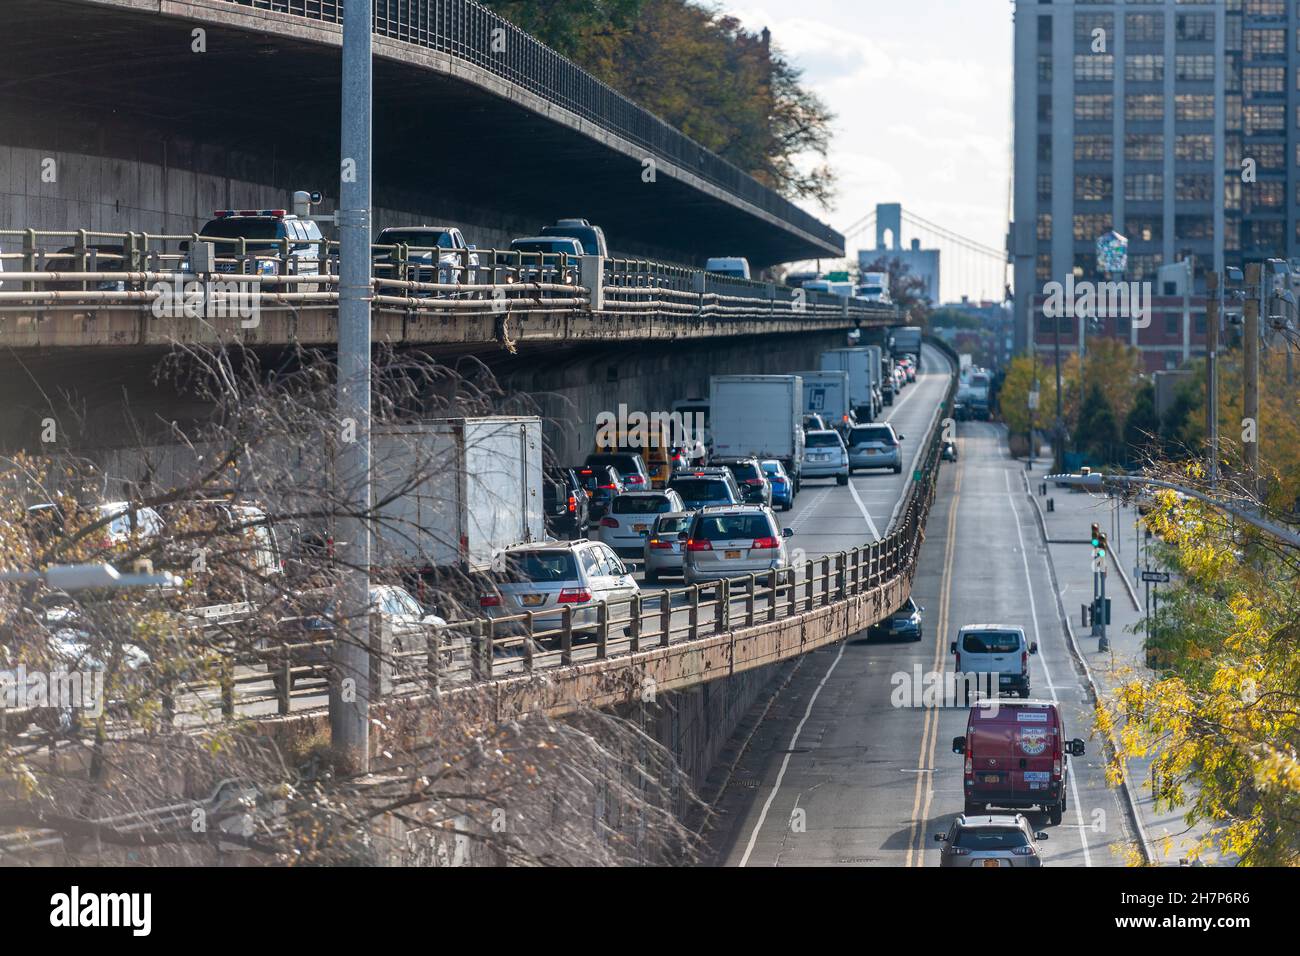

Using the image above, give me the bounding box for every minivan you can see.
[951,624,1037,697]
[952,699,1085,824]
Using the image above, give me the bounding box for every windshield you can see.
[761,462,783,477]
[806,433,842,448]
[613,496,673,515]
[542,226,599,254]
[952,827,1029,850]
[962,631,1022,654]
[199,218,284,252]
[693,514,774,540]
[502,551,578,583]
[586,454,642,476]
[654,515,690,534]
[378,230,455,250]
[851,427,895,445]
[727,462,761,481]
[669,479,733,504]
[512,240,574,255]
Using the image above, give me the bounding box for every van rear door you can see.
[967,709,1014,798]
[1011,706,1059,802]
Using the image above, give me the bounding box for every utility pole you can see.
[1205,271,1220,489]
[1053,301,1064,473]
[331,0,373,774]
[1243,262,1261,502]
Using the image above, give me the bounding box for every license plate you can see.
[725,550,742,559]
[1023,771,1050,783]
[865,449,877,455]
[981,860,1000,868]
[999,675,1012,683]
[982,774,1001,784]
[634,524,648,532]
[521,594,546,607]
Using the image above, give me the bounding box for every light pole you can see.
[332,0,373,774]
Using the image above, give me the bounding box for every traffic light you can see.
[1096,532,1108,559]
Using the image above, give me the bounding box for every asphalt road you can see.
[705,419,1136,867]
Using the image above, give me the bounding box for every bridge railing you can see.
[215,0,839,249]
[0,228,887,323]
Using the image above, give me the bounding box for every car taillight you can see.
[686,539,712,551]
[964,741,973,775]
[1052,756,1062,779]
[1021,650,1028,673]
[1011,845,1036,856]
[557,588,591,604]
[744,478,763,485]
[949,846,970,856]
[600,517,619,527]
[479,595,502,607]
[567,495,576,512]
[955,652,961,671]
[649,538,674,550]
[751,536,780,550]
[600,484,618,490]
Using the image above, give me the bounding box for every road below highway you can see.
[704,419,1137,867]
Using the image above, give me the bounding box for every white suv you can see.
[479,539,639,638]
[596,489,686,559]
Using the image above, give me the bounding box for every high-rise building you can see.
[1010,0,1296,370]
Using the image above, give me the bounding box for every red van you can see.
[952,700,1085,825]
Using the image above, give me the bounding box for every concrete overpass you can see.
[0,0,843,267]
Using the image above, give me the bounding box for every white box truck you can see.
[370,416,544,573]
[710,375,805,484]
[889,325,923,359]
[798,370,853,432]
[820,348,878,423]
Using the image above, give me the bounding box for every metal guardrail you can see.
[214,0,840,248]
[0,228,886,324]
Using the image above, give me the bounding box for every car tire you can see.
[645,569,659,583]
[836,473,849,486]
[913,630,923,643]
[1048,802,1064,826]
[781,501,792,512]
[893,464,903,474]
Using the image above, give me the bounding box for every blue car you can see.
[868,597,924,641]
[761,459,794,511]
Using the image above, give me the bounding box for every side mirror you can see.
[1035,831,1049,841]
[951,736,966,754]
[897,435,905,441]
[782,527,794,538]
[917,605,925,612]
[1029,642,1039,655]
[1068,738,1086,757]
[949,641,957,654]
[933,833,946,843]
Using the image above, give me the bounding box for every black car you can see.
[715,458,772,506]
[577,465,625,521]
[868,596,924,641]
[543,467,591,539]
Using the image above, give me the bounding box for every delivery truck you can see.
[820,348,878,423]
[370,416,545,574]
[710,375,805,486]
[798,370,854,433]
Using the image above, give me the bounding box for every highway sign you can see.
[1141,570,1171,583]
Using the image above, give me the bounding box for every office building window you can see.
[1126,54,1164,81]
[1244,29,1286,59]
[1245,180,1286,211]
[1175,133,1215,161]
[1127,94,1164,120]
[1175,55,1216,80]
[1244,66,1285,94]
[1126,217,1162,242]
[1036,253,1052,283]
[1245,0,1285,14]
[1244,103,1285,133]
[1038,94,1053,122]
[1038,15,1052,43]
[1252,142,1285,169]
[1174,94,1215,120]
[1038,54,1053,82]
[1225,179,1242,211]
[1176,13,1215,42]
[1227,94,1243,128]
[1075,54,1115,82]
[1165,313,1181,336]
[1038,174,1052,201]
[1175,173,1214,201]
[1075,135,1113,161]
[1126,14,1162,43]
[1075,174,1113,201]
[1246,219,1285,248]
[1038,134,1052,162]
[1075,94,1113,121]
[1126,133,1165,161]
[1129,254,1163,280]
[1037,213,1053,241]
[1126,174,1164,201]
[1175,215,1214,239]
[1073,214,1112,241]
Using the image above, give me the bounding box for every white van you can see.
[704,257,751,279]
[950,624,1039,698]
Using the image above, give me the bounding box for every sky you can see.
[724,1,1013,299]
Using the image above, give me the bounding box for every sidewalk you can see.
[1022,457,1222,865]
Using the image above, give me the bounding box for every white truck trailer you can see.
[710,375,805,484]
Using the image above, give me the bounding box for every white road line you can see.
[846,476,882,542]
[1004,468,1093,867]
[737,641,847,868]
